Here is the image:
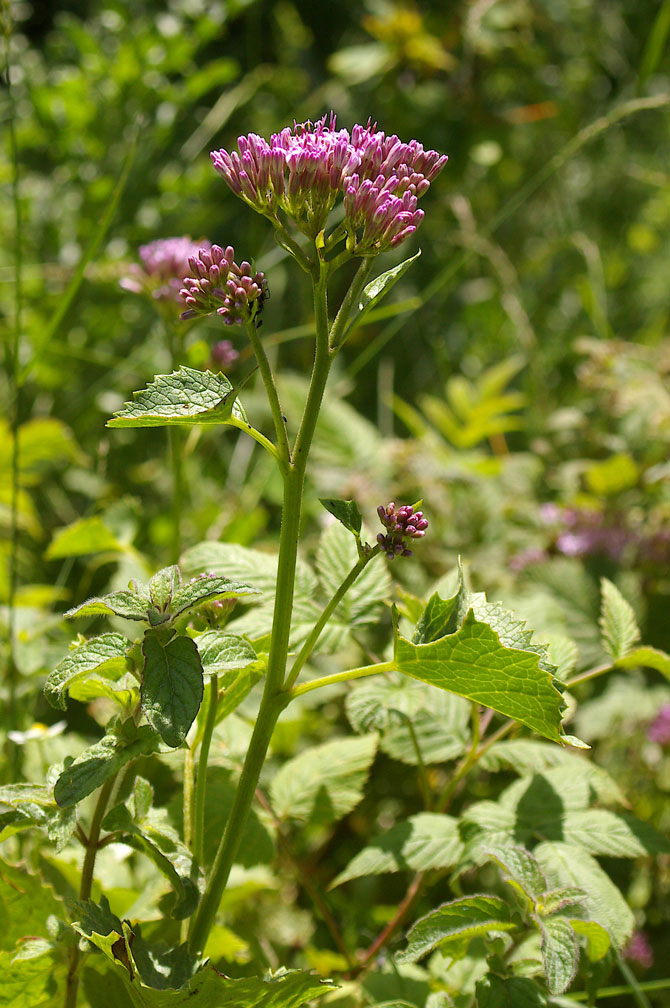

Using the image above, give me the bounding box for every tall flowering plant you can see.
[26,113,643,1008]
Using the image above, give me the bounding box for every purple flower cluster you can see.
[120,237,209,304]
[377,502,429,559]
[647,704,670,746]
[211,113,447,251]
[179,245,268,326]
[623,930,654,969]
[210,339,239,370]
[541,505,634,563]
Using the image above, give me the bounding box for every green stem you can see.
[290,660,394,700]
[188,254,335,955]
[168,427,183,564]
[271,217,313,274]
[64,776,116,1008]
[183,745,195,852]
[243,317,290,466]
[3,11,22,784]
[193,675,218,866]
[285,547,381,690]
[226,416,279,460]
[328,257,374,351]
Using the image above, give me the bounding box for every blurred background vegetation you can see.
[3,0,670,1001]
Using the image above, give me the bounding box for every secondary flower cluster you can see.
[120,237,209,303]
[377,502,429,559]
[179,244,268,326]
[211,113,447,252]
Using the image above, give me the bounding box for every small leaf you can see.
[599,578,640,660]
[616,645,670,680]
[396,894,517,964]
[106,367,247,428]
[331,812,463,887]
[66,586,151,622]
[270,735,377,826]
[149,566,181,611]
[195,631,258,674]
[46,516,125,559]
[71,896,124,962]
[170,575,260,619]
[342,251,421,342]
[538,914,579,995]
[486,845,547,902]
[44,633,132,710]
[141,631,204,748]
[570,919,611,961]
[54,726,160,807]
[318,498,362,537]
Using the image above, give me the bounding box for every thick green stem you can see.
[187,256,334,955]
[285,547,381,690]
[168,427,184,564]
[193,674,218,866]
[290,660,394,700]
[64,776,116,1008]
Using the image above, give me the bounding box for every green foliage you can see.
[107,368,247,429]
[141,631,203,747]
[599,578,640,660]
[54,725,161,807]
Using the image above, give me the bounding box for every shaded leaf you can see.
[54,725,160,807]
[486,845,547,902]
[319,498,362,537]
[270,735,377,826]
[316,522,391,630]
[141,632,204,748]
[332,812,462,887]
[475,975,548,1007]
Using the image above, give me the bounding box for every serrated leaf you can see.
[599,578,640,660]
[616,645,670,680]
[395,609,567,743]
[106,367,247,428]
[0,862,66,949]
[0,782,75,850]
[475,974,548,1007]
[560,809,670,857]
[270,735,377,826]
[538,914,578,995]
[478,743,625,804]
[171,576,260,619]
[486,846,547,902]
[45,633,132,710]
[54,725,160,807]
[396,894,517,964]
[0,948,66,1006]
[341,251,421,343]
[46,516,125,559]
[533,842,634,949]
[195,631,258,674]
[331,812,462,887]
[71,896,124,962]
[141,632,204,748]
[319,498,362,537]
[149,566,181,611]
[66,586,151,621]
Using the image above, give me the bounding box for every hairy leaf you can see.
[54,725,160,807]
[599,578,640,660]
[45,633,132,710]
[171,576,260,619]
[486,845,547,902]
[0,782,75,850]
[195,631,258,674]
[141,631,204,748]
[316,522,391,630]
[331,812,463,887]
[270,735,377,826]
[560,808,670,857]
[396,895,517,964]
[106,367,247,428]
[538,915,579,995]
[66,586,151,621]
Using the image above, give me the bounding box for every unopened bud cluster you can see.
[376,502,429,559]
[120,237,209,304]
[180,245,268,326]
[211,113,447,253]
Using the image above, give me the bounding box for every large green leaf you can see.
[270,735,377,826]
[331,812,463,887]
[599,578,640,660]
[44,633,132,710]
[0,783,75,849]
[0,948,66,1007]
[106,367,247,428]
[141,631,204,748]
[54,725,160,807]
[0,862,66,951]
[533,842,634,949]
[396,895,517,964]
[559,809,670,857]
[478,742,626,804]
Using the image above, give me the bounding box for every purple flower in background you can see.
[210,113,447,249]
[180,245,268,326]
[377,501,429,559]
[647,704,670,746]
[121,237,210,303]
[623,930,654,969]
[210,340,239,370]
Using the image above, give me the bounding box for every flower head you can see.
[121,237,210,303]
[623,930,653,969]
[179,244,268,326]
[210,339,239,370]
[211,113,447,251]
[376,501,429,559]
[647,704,670,746]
